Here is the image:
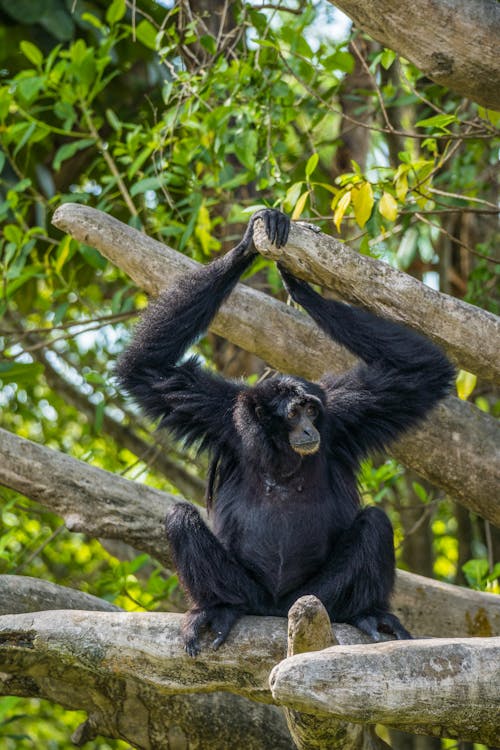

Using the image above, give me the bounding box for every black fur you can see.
[116,209,454,655]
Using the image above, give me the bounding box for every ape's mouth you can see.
[291,440,320,456]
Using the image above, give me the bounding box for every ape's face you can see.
[284,398,322,455]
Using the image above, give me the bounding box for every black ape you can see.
[117,210,454,655]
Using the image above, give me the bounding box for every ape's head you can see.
[235,375,325,462]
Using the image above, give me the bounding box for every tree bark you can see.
[51,204,500,525]
[328,0,500,110]
[270,634,500,745]
[1,609,499,747]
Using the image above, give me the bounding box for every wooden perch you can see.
[1,427,500,640]
[0,611,293,750]
[283,596,390,750]
[327,0,500,111]
[51,204,500,524]
[253,219,500,384]
[0,426,177,565]
[0,575,122,615]
[1,609,499,746]
[270,634,500,745]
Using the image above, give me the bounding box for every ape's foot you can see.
[351,611,412,641]
[182,605,243,657]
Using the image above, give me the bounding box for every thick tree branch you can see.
[51,204,500,525]
[0,427,177,565]
[253,219,500,384]
[270,634,500,745]
[1,610,499,746]
[0,575,122,615]
[1,427,500,640]
[0,610,293,750]
[329,0,500,110]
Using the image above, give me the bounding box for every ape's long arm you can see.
[116,211,288,451]
[279,266,455,461]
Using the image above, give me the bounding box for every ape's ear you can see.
[255,405,266,422]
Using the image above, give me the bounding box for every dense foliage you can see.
[0,1,498,747]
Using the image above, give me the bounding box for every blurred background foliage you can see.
[0,0,498,747]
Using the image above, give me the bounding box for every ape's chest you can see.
[215,480,338,596]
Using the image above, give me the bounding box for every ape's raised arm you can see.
[279,265,455,462]
[116,210,289,452]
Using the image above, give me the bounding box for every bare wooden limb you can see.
[0,611,293,750]
[284,596,390,750]
[393,569,500,638]
[253,219,500,384]
[51,204,500,524]
[0,426,178,565]
[1,427,499,640]
[270,635,500,745]
[2,609,499,746]
[327,0,500,110]
[0,575,122,615]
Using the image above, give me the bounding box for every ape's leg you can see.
[281,506,410,640]
[165,503,268,655]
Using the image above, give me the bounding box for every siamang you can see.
[117,209,454,656]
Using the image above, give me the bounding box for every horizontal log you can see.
[270,635,500,745]
[0,610,293,750]
[0,575,122,615]
[51,204,500,524]
[0,427,176,565]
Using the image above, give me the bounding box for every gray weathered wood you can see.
[2,609,499,746]
[328,0,500,110]
[51,204,500,524]
[284,596,390,750]
[0,575,122,615]
[0,611,293,750]
[253,219,500,384]
[270,635,500,745]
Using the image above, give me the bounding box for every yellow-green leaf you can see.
[379,192,398,222]
[106,0,126,24]
[352,181,374,229]
[20,41,43,68]
[305,153,319,180]
[395,172,408,203]
[55,236,72,274]
[291,190,310,220]
[333,190,351,232]
[456,370,477,401]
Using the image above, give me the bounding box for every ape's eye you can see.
[306,404,318,418]
[287,406,298,420]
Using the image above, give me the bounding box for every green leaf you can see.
[379,192,398,222]
[130,176,163,196]
[106,0,126,24]
[136,19,157,50]
[412,482,428,502]
[456,370,477,401]
[284,181,303,212]
[352,181,374,229]
[0,361,44,384]
[305,153,319,180]
[234,130,257,171]
[52,138,95,171]
[462,559,489,589]
[415,114,456,131]
[20,41,43,68]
